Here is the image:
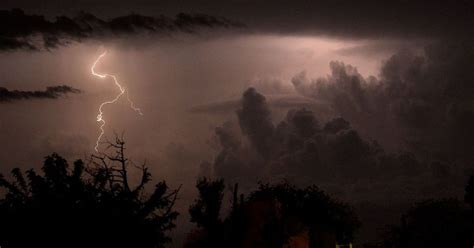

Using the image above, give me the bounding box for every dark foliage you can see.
[185,180,359,248]
[189,178,225,229]
[0,137,179,248]
[187,178,226,247]
[466,175,474,210]
[249,183,360,245]
[375,198,474,248]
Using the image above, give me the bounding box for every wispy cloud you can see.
[0,85,81,102]
[0,9,244,51]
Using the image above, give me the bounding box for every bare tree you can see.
[0,135,180,248]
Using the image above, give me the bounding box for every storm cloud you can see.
[0,8,243,51]
[0,85,81,102]
[183,39,474,204]
[200,87,467,207]
[2,0,473,40]
[292,41,474,164]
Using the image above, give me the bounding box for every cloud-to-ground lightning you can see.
[91,51,143,152]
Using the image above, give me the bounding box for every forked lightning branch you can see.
[91,51,143,152]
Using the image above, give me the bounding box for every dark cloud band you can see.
[1,1,473,40]
[0,9,244,51]
[0,85,81,102]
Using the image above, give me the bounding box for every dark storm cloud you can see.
[1,0,472,39]
[228,0,474,39]
[0,85,81,102]
[202,88,466,202]
[292,40,474,164]
[0,8,244,51]
[237,88,275,158]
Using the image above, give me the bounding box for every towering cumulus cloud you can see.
[237,88,275,159]
[0,9,244,51]
[0,85,81,102]
[203,86,468,207]
[291,41,474,165]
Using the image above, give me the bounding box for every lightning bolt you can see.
[91,51,143,152]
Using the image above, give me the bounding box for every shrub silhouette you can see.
[187,178,226,247]
[466,175,474,210]
[190,178,225,230]
[247,183,359,248]
[185,179,359,248]
[0,137,180,248]
[377,198,474,248]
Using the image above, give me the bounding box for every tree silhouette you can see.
[185,180,359,248]
[377,199,474,248]
[189,178,225,230]
[248,183,359,248]
[186,178,226,247]
[0,136,180,248]
[466,175,474,210]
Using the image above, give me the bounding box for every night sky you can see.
[1,1,474,246]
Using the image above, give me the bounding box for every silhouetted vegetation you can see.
[186,178,227,247]
[0,137,179,248]
[371,178,474,248]
[185,179,359,248]
[1,137,474,248]
[466,175,474,210]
